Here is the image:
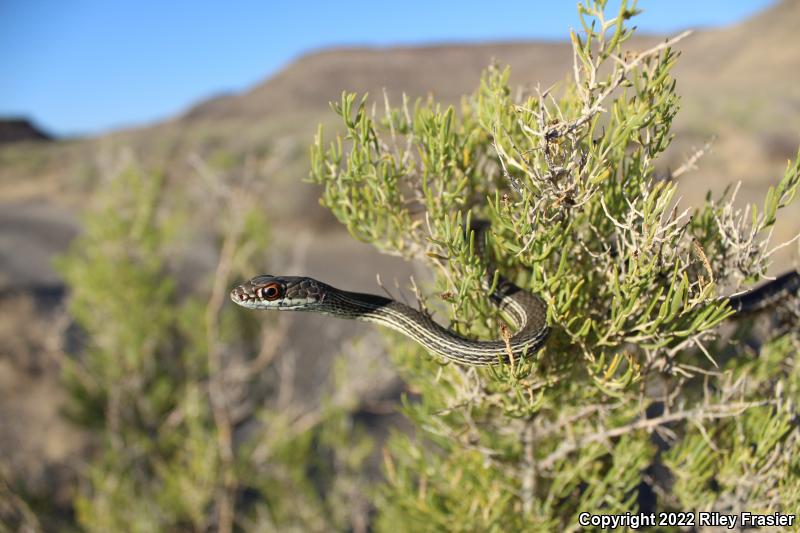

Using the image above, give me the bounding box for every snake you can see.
[231,221,548,366]
[230,222,799,366]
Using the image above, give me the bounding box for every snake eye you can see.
[260,283,281,301]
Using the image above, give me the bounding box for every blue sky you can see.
[0,1,776,137]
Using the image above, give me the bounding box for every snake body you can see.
[230,223,799,366]
[727,270,800,314]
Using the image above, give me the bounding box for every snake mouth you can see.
[230,290,274,310]
[230,285,258,307]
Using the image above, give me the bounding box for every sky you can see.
[0,0,777,137]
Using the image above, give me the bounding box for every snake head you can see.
[230,275,327,311]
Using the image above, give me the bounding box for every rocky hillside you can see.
[3,2,798,222]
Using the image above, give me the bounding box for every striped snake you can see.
[230,222,799,366]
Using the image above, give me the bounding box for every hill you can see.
[2,2,798,222]
[0,118,52,144]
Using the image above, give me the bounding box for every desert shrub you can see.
[310,1,800,530]
[57,159,372,532]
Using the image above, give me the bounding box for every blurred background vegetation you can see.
[1,1,799,531]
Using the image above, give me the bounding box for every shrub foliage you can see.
[57,163,372,532]
[310,1,800,529]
